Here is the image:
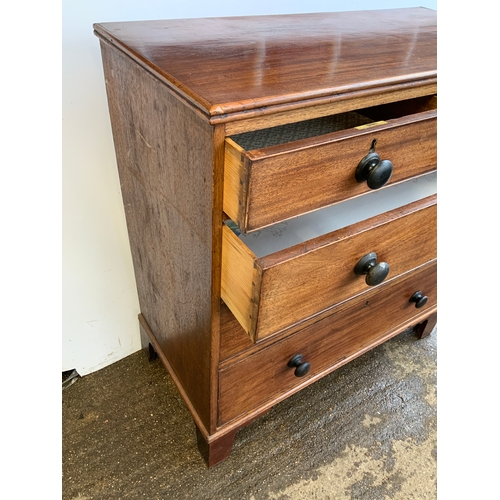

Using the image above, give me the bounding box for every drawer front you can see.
[218,260,437,424]
[224,98,436,232]
[221,195,436,343]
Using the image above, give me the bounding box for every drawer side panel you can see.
[221,225,262,340]
[223,138,248,229]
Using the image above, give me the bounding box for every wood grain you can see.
[226,99,437,231]
[94,9,436,120]
[220,225,261,340]
[219,302,256,364]
[218,260,437,424]
[100,40,215,430]
[223,139,249,229]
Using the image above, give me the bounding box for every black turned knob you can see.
[355,145,393,190]
[354,252,390,286]
[287,354,310,377]
[409,291,428,309]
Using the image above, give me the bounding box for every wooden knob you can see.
[355,144,393,190]
[287,354,310,377]
[354,252,390,286]
[409,291,428,308]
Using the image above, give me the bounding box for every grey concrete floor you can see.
[62,326,436,500]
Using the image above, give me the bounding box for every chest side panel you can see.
[100,40,215,429]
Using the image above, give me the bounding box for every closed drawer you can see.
[218,260,437,424]
[221,192,436,344]
[224,95,436,232]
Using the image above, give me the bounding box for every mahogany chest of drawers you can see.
[94,8,437,467]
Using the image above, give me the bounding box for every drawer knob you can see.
[355,143,393,190]
[354,252,390,286]
[409,291,428,308]
[287,354,310,377]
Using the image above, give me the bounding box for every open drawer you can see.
[221,177,437,343]
[224,95,437,233]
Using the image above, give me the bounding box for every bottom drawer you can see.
[218,261,437,425]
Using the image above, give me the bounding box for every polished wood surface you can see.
[225,98,437,231]
[222,195,436,342]
[94,8,436,119]
[219,261,437,424]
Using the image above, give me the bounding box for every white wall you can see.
[62,0,437,376]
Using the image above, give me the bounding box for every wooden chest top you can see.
[93,8,437,118]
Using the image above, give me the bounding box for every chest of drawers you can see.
[94,8,437,468]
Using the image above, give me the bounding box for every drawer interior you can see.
[229,95,437,151]
[225,171,436,258]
